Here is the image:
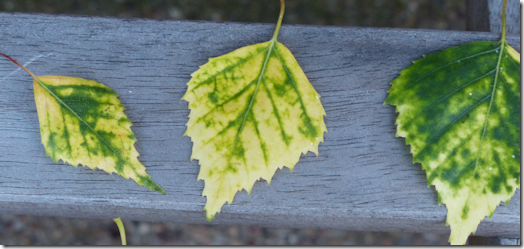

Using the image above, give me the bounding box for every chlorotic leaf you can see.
[1,53,165,194]
[385,2,520,245]
[183,0,327,221]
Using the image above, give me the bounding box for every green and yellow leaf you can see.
[1,54,165,194]
[183,0,327,221]
[384,2,520,244]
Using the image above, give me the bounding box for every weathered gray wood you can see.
[467,0,491,32]
[0,13,520,238]
[489,0,520,34]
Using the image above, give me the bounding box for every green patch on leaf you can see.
[384,3,520,244]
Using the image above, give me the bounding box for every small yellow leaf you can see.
[183,0,327,220]
[1,53,165,194]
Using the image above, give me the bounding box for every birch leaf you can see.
[384,2,520,245]
[183,0,327,221]
[1,54,165,194]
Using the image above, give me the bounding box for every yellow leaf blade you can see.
[184,41,326,220]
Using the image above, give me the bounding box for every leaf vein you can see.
[417,92,492,157]
[37,81,130,169]
[500,76,520,108]
[190,48,269,92]
[60,106,73,162]
[473,41,506,178]
[197,78,257,122]
[405,69,496,126]
[262,71,289,145]
[249,108,269,169]
[273,44,316,139]
[405,47,499,88]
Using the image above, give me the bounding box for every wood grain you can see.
[0,13,520,238]
[489,0,520,34]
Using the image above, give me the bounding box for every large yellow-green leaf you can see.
[182,0,327,221]
[1,53,165,194]
[384,4,520,245]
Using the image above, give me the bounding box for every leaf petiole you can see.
[0,53,39,80]
[113,217,127,245]
[271,0,285,42]
[501,0,507,41]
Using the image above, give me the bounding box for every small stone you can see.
[168,8,182,19]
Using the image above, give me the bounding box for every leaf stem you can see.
[501,0,507,41]
[0,53,38,80]
[271,0,285,41]
[113,217,127,245]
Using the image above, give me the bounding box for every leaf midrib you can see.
[229,39,277,164]
[473,40,506,175]
[36,80,133,170]
[188,47,269,93]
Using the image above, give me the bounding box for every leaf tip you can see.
[204,207,216,221]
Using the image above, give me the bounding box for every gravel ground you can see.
[0,214,450,245]
[1,0,465,30]
[1,0,464,245]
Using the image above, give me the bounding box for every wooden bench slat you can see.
[0,13,520,238]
